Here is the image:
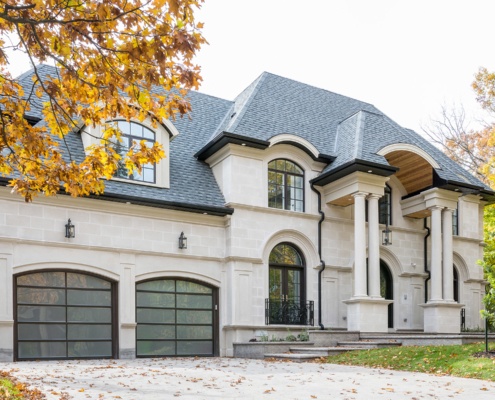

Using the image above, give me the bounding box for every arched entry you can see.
[268,243,308,324]
[380,261,394,328]
[135,278,218,357]
[15,270,117,360]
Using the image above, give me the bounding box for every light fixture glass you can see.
[178,232,187,249]
[382,226,392,246]
[65,219,75,238]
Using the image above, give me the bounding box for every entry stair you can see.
[264,340,402,362]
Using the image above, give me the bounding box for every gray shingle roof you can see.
[13,65,234,214]
[11,66,492,210]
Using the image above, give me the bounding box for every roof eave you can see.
[195,131,270,161]
[310,159,399,187]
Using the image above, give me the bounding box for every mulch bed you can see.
[472,351,495,359]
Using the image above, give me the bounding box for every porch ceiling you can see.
[384,150,433,194]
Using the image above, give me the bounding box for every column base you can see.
[420,301,464,333]
[343,297,393,332]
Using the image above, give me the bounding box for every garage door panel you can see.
[17,272,65,287]
[137,292,175,308]
[17,288,66,304]
[177,341,212,355]
[67,290,111,306]
[67,324,112,340]
[18,324,66,340]
[68,341,112,357]
[15,271,116,360]
[177,310,212,324]
[136,279,217,357]
[18,305,66,322]
[137,341,175,356]
[137,308,175,324]
[137,324,176,340]
[18,341,66,359]
[176,294,212,309]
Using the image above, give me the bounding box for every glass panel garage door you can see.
[16,271,115,360]
[136,279,217,357]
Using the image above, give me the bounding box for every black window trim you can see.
[268,159,305,212]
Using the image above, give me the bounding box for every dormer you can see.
[81,115,179,188]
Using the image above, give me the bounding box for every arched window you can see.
[113,120,156,183]
[268,159,304,212]
[267,243,310,325]
[379,184,392,225]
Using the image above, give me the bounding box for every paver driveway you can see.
[2,357,495,399]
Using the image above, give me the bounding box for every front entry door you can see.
[268,243,306,325]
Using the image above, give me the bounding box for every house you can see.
[0,65,492,361]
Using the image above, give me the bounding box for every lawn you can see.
[327,342,495,381]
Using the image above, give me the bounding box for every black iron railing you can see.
[265,299,314,326]
[460,308,466,331]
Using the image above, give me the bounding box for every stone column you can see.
[429,206,443,302]
[442,208,454,302]
[367,194,381,298]
[353,192,368,298]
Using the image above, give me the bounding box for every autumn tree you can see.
[425,67,495,329]
[0,0,205,201]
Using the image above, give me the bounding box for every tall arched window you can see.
[268,159,304,212]
[267,243,310,325]
[113,120,156,183]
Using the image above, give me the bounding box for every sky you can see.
[192,0,495,134]
[5,0,495,134]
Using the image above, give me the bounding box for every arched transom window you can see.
[268,159,304,212]
[113,120,156,183]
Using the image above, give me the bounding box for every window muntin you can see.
[113,121,156,183]
[379,185,392,225]
[452,207,459,236]
[268,159,304,212]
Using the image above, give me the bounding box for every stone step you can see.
[289,346,363,356]
[337,341,402,349]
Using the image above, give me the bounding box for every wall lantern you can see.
[382,226,392,246]
[178,232,187,249]
[65,219,75,238]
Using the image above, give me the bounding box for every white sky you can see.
[194,0,495,133]
[6,0,495,134]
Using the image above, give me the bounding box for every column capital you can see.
[352,191,368,199]
[428,205,444,212]
[367,193,382,200]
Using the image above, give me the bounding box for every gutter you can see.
[423,218,431,303]
[311,183,326,330]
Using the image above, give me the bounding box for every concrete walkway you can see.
[2,357,494,399]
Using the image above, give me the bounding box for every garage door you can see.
[136,279,218,357]
[15,271,116,360]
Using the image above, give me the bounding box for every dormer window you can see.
[81,115,179,189]
[113,121,156,183]
[268,159,304,212]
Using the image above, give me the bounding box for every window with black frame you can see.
[112,120,156,183]
[267,243,313,325]
[379,185,392,225]
[268,159,304,212]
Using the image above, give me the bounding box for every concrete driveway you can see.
[2,357,494,399]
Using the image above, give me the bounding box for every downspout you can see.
[311,183,326,330]
[423,218,431,303]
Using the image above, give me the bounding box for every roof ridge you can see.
[225,72,268,132]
